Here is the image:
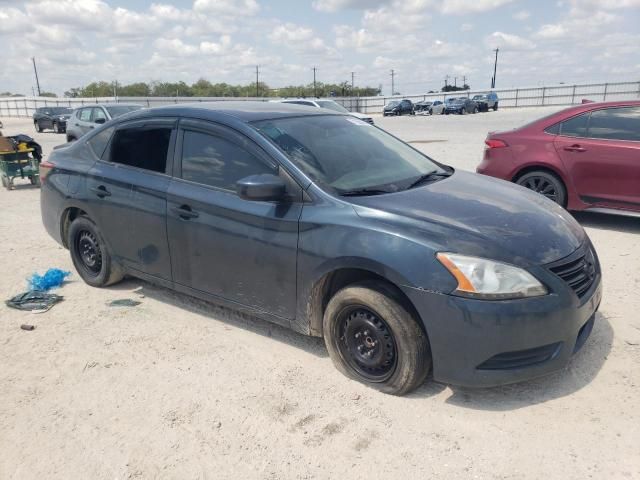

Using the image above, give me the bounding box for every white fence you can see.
[1,81,639,117]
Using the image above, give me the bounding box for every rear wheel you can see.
[473,106,479,114]
[516,170,567,207]
[323,282,431,395]
[34,121,42,133]
[69,216,124,287]
[493,103,498,111]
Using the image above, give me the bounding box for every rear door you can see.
[554,107,640,209]
[166,119,302,321]
[75,108,94,135]
[86,118,176,281]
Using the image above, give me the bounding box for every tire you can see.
[35,121,42,133]
[428,108,433,115]
[68,216,124,288]
[53,122,59,133]
[66,135,76,143]
[473,107,479,114]
[1,175,9,190]
[493,103,498,111]
[516,170,567,207]
[323,281,431,396]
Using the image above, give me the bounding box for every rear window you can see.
[106,105,142,118]
[109,126,171,173]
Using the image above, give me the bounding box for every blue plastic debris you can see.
[27,268,70,291]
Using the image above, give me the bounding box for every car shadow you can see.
[573,211,640,234]
[407,311,613,410]
[107,277,329,358]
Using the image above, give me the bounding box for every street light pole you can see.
[32,57,41,96]
[312,67,317,97]
[390,69,395,96]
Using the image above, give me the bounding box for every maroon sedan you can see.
[477,101,640,215]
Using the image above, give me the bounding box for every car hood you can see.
[349,170,585,265]
[349,112,372,120]
[384,105,399,110]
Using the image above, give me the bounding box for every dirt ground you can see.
[1,110,639,480]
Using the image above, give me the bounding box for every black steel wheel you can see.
[336,307,397,382]
[69,216,123,287]
[76,230,103,277]
[516,170,567,206]
[323,281,431,395]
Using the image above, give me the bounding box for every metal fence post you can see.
[603,83,608,101]
[542,87,546,106]
[515,89,519,107]
[571,85,576,104]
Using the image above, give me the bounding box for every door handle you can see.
[563,144,586,152]
[90,185,111,198]
[171,205,199,220]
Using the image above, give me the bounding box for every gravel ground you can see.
[1,109,639,480]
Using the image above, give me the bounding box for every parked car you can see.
[66,103,143,142]
[477,101,640,215]
[40,102,601,395]
[383,99,414,116]
[472,92,499,111]
[33,107,73,133]
[445,97,478,115]
[414,101,432,114]
[279,98,374,124]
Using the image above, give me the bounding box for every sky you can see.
[1,0,639,96]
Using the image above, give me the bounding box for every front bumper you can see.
[402,257,602,387]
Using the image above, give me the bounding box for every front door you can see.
[166,119,302,321]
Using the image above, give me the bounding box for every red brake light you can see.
[485,139,508,149]
[39,160,55,184]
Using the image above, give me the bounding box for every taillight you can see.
[484,138,508,149]
[39,160,55,184]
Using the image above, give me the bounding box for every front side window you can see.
[559,113,589,138]
[181,130,275,191]
[109,126,171,173]
[588,107,640,142]
[92,107,107,123]
[253,115,446,194]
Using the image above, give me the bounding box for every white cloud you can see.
[269,23,314,43]
[193,0,259,15]
[461,23,473,31]
[485,31,536,50]
[439,0,513,14]
[513,10,530,20]
[312,0,388,12]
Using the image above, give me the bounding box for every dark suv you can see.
[383,99,414,116]
[472,92,499,111]
[33,107,73,133]
[40,102,601,395]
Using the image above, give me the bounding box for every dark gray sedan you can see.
[40,102,601,395]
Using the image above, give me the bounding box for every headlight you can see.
[436,253,547,300]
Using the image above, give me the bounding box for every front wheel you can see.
[493,103,498,111]
[53,122,60,133]
[69,216,124,287]
[516,170,567,207]
[35,121,42,133]
[323,282,431,395]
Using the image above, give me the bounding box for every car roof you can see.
[114,101,340,123]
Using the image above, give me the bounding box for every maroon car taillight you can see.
[39,160,55,184]
[485,139,508,149]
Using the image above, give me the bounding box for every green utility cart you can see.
[0,147,40,190]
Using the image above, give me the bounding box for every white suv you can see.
[279,99,374,124]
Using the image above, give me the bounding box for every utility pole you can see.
[255,65,260,97]
[463,75,467,88]
[454,76,457,87]
[32,57,41,96]
[351,72,355,90]
[312,67,317,97]
[390,69,395,95]
[444,75,450,88]
[491,48,499,89]
[113,80,117,98]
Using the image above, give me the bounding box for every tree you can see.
[39,91,57,97]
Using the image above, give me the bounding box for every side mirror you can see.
[236,174,286,202]
[94,118,106,124]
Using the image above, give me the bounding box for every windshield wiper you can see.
[406,170,452,190]
[339,188,394,197]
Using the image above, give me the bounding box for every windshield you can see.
[316,100,349,113]
[252,115,447,194]
[386,101,400,108]
[473,95,487,100]
[105,105,142,118]
[50,107,72,115]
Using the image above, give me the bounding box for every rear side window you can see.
[109,127,171,173]
[559,113,589,138]
[79,108,92,122]
[92,107,107,123]
[588,107,640,142]
[88,126,114,158]
[181,130,274,191]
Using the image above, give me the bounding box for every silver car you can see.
[66,103,143,141]
[278,98,374,124]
